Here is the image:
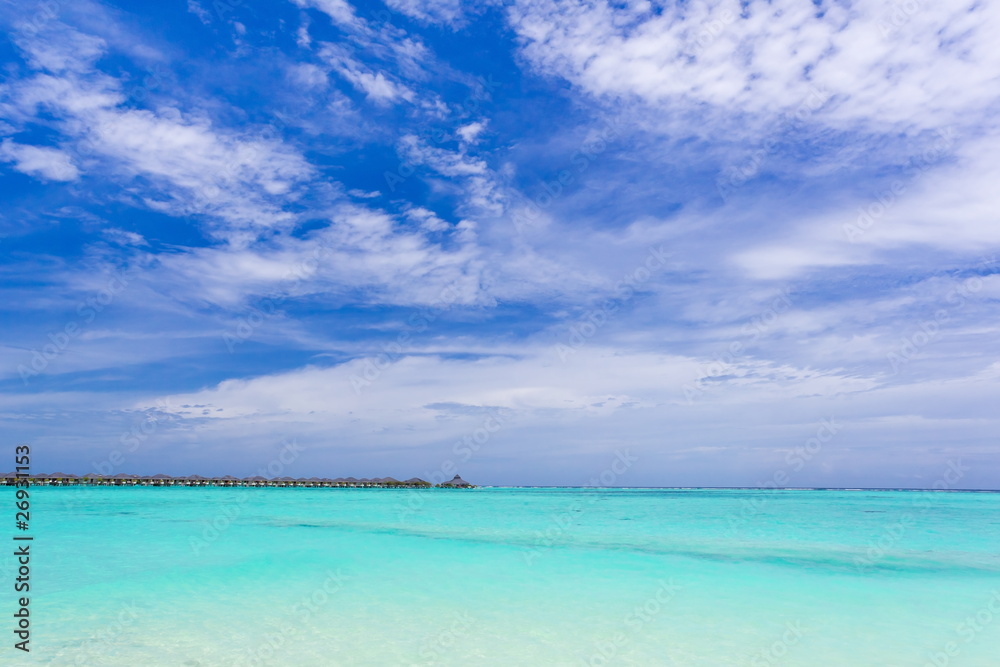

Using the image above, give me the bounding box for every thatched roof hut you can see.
[441,475,472,487]
[46,472,77,485]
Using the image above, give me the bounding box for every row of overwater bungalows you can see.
[0,473,473,488]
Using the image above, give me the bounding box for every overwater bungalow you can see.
[440,475,473,488]
[3,471,466,488]
[48,472,79,485]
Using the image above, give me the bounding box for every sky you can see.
[0,0,998,488]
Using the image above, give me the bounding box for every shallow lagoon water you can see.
[18,487,1000,665]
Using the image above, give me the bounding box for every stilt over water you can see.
[0,472,476,488]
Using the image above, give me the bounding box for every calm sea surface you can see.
[15,487,1000,665]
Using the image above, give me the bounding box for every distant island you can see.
[0,472,474,488]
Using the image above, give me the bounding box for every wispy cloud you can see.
[1,0,997,487]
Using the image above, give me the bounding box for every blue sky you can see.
[1,0,998,487]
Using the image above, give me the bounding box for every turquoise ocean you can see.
[14,487,1000,665]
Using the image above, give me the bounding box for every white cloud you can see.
[150,203,490,308]
[398,134,503,215]
[457,120,487,144]
[291,0,361,30]
[507,0,1000,137]
[115,340,1000,485]
[5,26,314,239]
[385,0,466,25]
[13,27,107,73]
[318,44,415,104]
[296,21,312,48]
[405,206,450,232]
[186,0,212,24]
[101,228,148,246]
[733,130,1000,279]
[295,0,432,77]
[288,63,328,89]
[0,139,80,181]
